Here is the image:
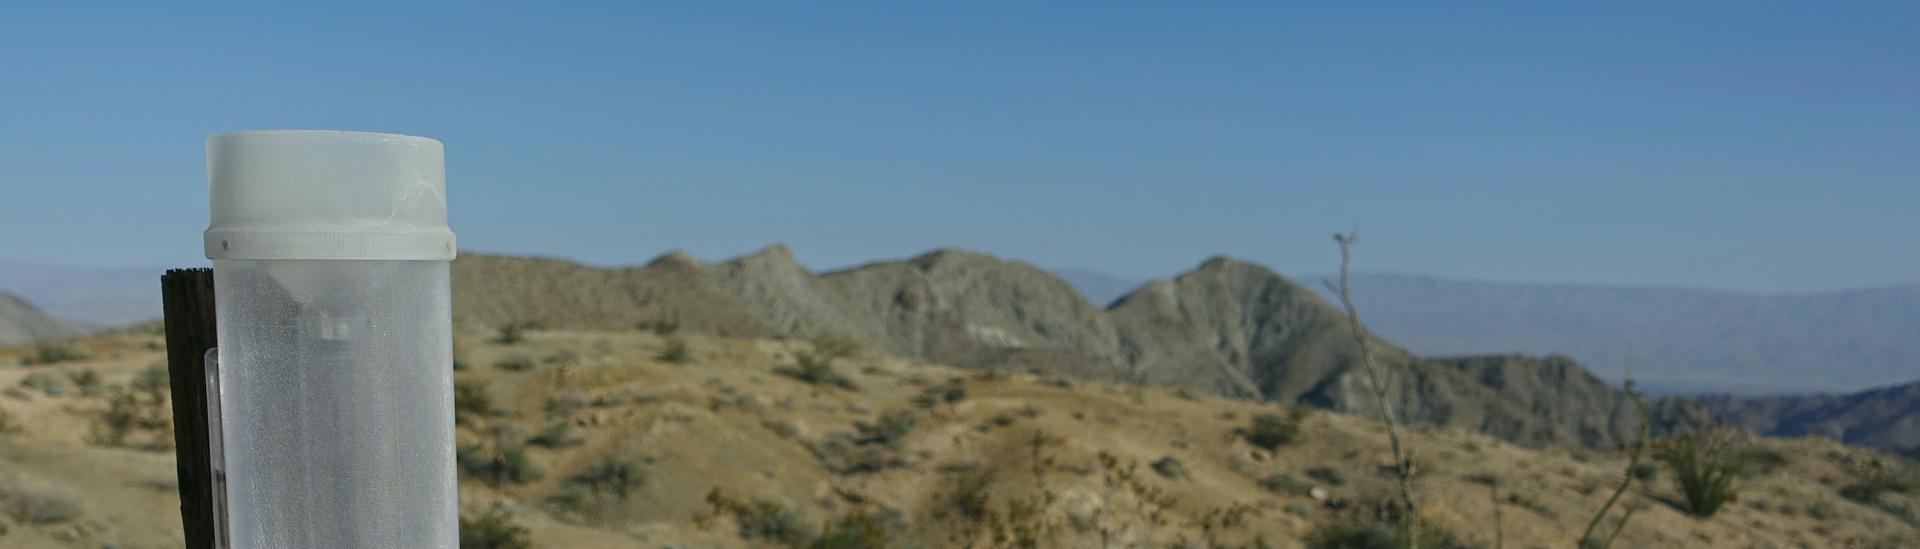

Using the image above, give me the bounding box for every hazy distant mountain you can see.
[0,261,162,328]
[0,292,83,346]
[1292,273,1920,395]
[1695,380,1920,455]
[1050,268,1145,308]
[452,247,1709,448]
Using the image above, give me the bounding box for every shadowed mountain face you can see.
[1304,273,1920,394]
[1695,381,1920,455]
[0,292,82,346]
[453,246,1709,448]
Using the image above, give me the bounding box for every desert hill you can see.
[450,247,1710,449]
[1697,380,1920,456]
[1,328,1915,548]
[0,292,81,347]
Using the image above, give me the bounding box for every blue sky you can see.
[2,2,1915,292]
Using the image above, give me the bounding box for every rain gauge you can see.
[204,130,458,548]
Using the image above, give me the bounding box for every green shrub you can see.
[0,405,19,434]
[19,372,69,397]
[0,476,82,524]
[658,337,691,364]
[454,380,494,418]
[812,510,888,549]
[1244,410,1303,450]
[495,355,536,372]
[1306,466,1350,487]
[866,410,916,448]
[779,352,855,390]
[458,443,544,486]
[703,488,815,546]
[529,421,584,448]
[458,502,532,549]
[133,363,170,394]
[1303,519,1450,549]
[19,344,88,366]
[572,455,646,498]
[492,323,527,345]
[638,318,680,336]
[810,334,863,359]
[66,369,103,396]
[1656,430,1747,517]
[1261,472,1312,494]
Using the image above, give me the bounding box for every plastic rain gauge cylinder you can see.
[205,131,458,548]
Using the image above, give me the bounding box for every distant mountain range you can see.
[1052,270,1919,395]
[451,246,1711,449]
[1695,380,1920,456]
[1305,273,1920,395]
[0,261,163,329]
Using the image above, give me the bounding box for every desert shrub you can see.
[19,344,88,366]
[702,488,814,546]
[90,387,142,447]
[812,432,908,475]
[541,350,580,366]
[865,410,916,448]
[458,502,532,549]
[1151,456,1187,479]
[544,391,589,417]
[66,369,103,396]
[1244,410,1303,450]
[458,443,544,486]
[638,318,680,336]
[529,421,584,448]
[133,363,170,394]
[571,455,646,498]
[910,391,940,409]
[0,476,82,524]
[492,323,528,345]
[1306,466,1350,487]
[452,358,472,371]
[19,372,69,397]
[1838,458,1919,504]
[951,469,996,520]
[550,453,647,522]
[657,337,691,364]
[0,405,19,434]
[1630,463,1659,482]
[1655,430,1747,517]
[812,510,888,549]
[454,380,494,418]
[778,352,855,390]
[1303,519,1450,549]
[810,334,863,359]
[1261,472,1313,494]
[495,354,536,372]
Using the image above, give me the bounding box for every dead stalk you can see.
[1329,231,1419,549]
[1578,379,1650,549]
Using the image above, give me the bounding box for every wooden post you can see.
[162,269,218,549]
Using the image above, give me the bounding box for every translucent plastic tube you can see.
[206,131,458,548]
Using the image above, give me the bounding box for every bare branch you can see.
[1579,379,1651,549]
[1330,231,1419,549]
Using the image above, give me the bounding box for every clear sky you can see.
[2,2,1915,293]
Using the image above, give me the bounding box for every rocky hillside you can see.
[452,247,1710,449]
[0,292,80,346]
[1697,380,1920,455]
[3,329,1914,548]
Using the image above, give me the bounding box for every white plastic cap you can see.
[206,130,456,261]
